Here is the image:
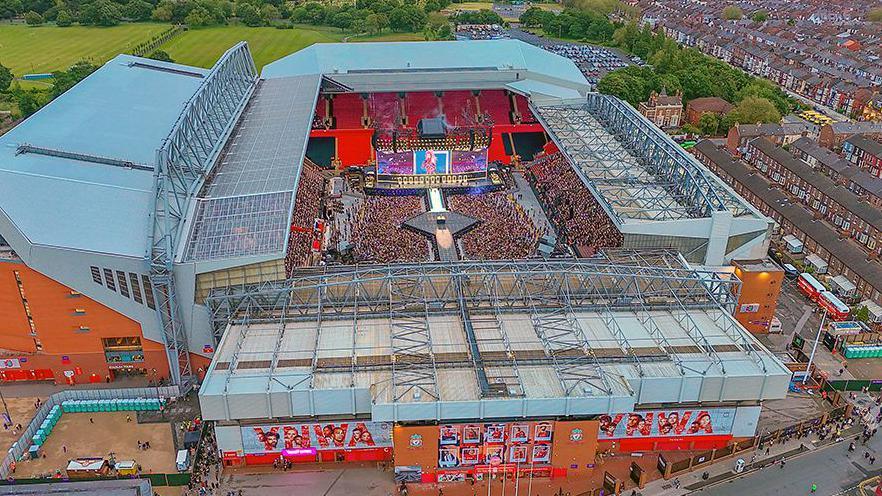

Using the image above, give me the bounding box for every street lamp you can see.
[803,307,828,385]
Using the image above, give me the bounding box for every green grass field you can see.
[162,25,344,69]
[0,22,169,76]
[164,25,425,70]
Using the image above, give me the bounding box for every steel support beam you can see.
[149,42,258,388]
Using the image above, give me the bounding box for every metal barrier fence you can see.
[0,386,180,480]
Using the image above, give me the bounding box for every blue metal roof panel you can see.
[262,40,587,88]
[0,55,207,257]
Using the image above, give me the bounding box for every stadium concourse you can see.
[0,39,788,491]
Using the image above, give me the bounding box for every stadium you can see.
[0,40,787,479]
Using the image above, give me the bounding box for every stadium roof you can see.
[183,74,321,264]
[199,259,790,422]
[262,40,591,95]
[0,55,207,258]
[535,96,759,223]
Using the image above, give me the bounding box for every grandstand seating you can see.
[441,91,479,127]
[527,153,622,255]
[313,96,330,129]
[368,92,402,128]
[331,93,366,129]
[285,159,326,276]
[405,92,442,126]
[478,90,512,126]
[512,94,537,124]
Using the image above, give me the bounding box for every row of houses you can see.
[742,138,882,255]
[641,0,882,121]
[694,140,882,305]
[791,137,882,208]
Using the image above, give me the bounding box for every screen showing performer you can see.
[413,150,450,174]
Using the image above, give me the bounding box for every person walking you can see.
[811,482,817,493]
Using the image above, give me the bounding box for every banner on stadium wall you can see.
[598,408,736,440]
[241,422,392,453]
[437,422,554,468]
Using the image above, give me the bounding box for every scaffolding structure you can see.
[149,42,258,387]
[534,95,755,223]
[204,256,776,404]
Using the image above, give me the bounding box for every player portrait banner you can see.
[241,421,392,453]
[598,408,736,440]
[436,421,555,468]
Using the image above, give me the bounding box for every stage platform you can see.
[403,211,479,262]
[363,169,505,193]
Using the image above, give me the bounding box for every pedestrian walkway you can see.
[639,422,864,496]
[510,171,557,239]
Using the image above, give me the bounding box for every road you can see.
[692,435,882,496]
[781,87,851,122]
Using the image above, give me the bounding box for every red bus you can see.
[819,291,850,321]
[797,273,826,301]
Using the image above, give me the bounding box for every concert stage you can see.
[363,168,505,193]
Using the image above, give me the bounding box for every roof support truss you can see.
[150,42,258,388]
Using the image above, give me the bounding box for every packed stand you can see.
[527,153,622,255]
[347,195,430,263]
[544,44,629,87]
[447,191,543,260]
[285,160,326,276]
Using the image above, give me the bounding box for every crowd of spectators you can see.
[447,191,543,260]
[347,195,430,263]
[527,153,623,256]
[544,44,629,86]
[284,160,326,276]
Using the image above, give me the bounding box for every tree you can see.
[79,0,122,26]
[50,60,97,98]
[0,0,22,19]
[125,0,154,21]
[723,96,781,129]
[17,91,41,117]
[722,6,742,20]
[185,5,213,25]
[151,2,173,21]
[698,112,720,136]
[0,63,12,92]
[854,305,870,323]
[260,3,279,23]
[389,5,425,32]
[424,11,451,40]
[149,50,174,63]
[331,11,352,30]
[868,7,882,22]
[750,10,768,23]
[55,8,72,25]
[364,12,380,34]
[237,2,261,26]
[24,9,42,24]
